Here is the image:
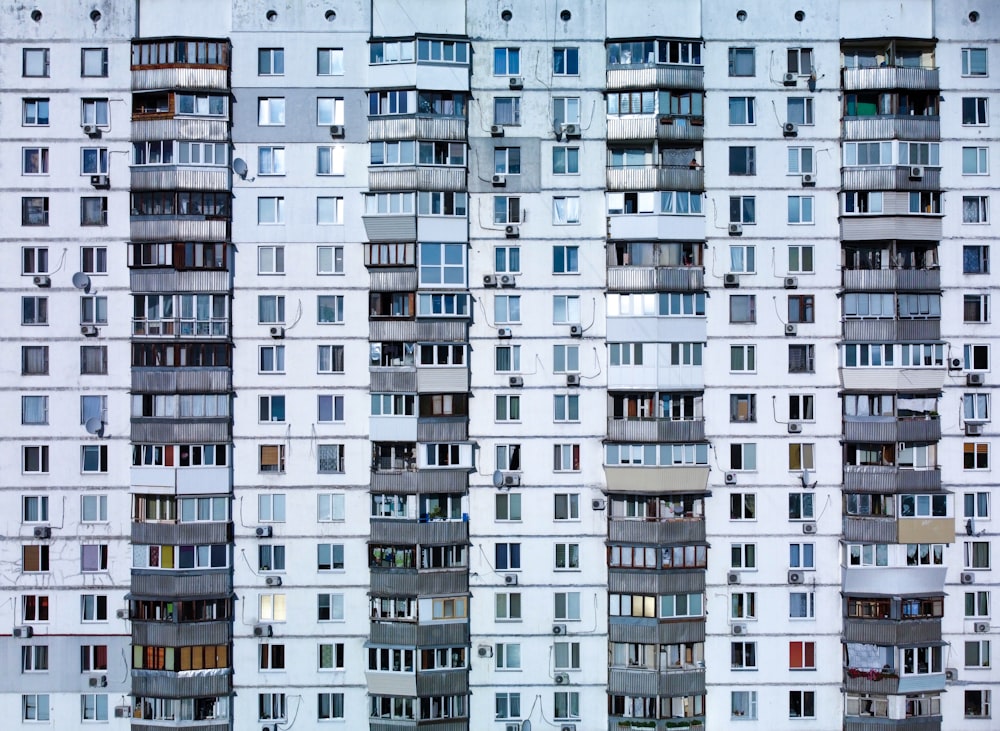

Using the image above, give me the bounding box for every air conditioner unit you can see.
[725,472,737,485]
[506,724,521,731]
[509,76,524,89]
[784,276,799,289]
[81,325,99,337]
[569,324,583,338]
[968,373,986,386]
[732,623,747,635]
[32,526,51,539]
[801,173,816,186]
[492,174,506,187]
[961,572,976,585]
[504,574,518,585]
[782,72,797,85]
[975,622,990,633]
[505,224,520,238]
[552,624,567,635]
[949,357,964,370]
[114,706,131,718]
[802,522,817,534]
[12,626,33,638]
[498,327,513,339]
[909,166,925,180]
[966,423,984,436]
[727,571,741,585]
[566,374,581,387]
[116,609,127,619]
[591,498,606,510]
[788,571,805,584]
[88,675,107,687]
[490,125,505,137]
[945,668,958,681]
[554,672,570,685]
[328,124,344,138]
[728,223,743,236]
[32,275,50,287]
[724,273,740,287]
[478,645,493,658]
[562,123,581,137]
[90,174,109,188]
[508,376,524,387]
[255,526,273,538]
[253,624,273,638]
[783,122,798,136]
[499,273,516,287]
[484,274,498,287]
[788,422,802,434]
[269,326,285,339]
[503,474,521,487]
[785,323,798,336]
[265,576,282,587]
[83,123,100,136]
[561,724,577,731]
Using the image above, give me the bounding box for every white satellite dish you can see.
[232,158,248,179]
[72,271,91,291]
[492,470,503,488]
[84,417,104,436]
[521,721,531,731]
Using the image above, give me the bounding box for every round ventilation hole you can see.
[501,9,512,21]
[794,10,805,21]
[31,9,42,21]
[90,9,102,21]
[560,9,571,21]
[736,10,748,21]
[266,10,278,21]
[325,9,336,20]
[969,11,980,22]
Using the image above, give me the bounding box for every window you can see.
[258,48,284,75]
[316,395,345,424]
[22,396,48,425]
[317,593,345,621]
[731,641,757,669]
[494,295,520,324]
[257,246,285,276]
[729,296,756,324]
[730,444,757,471]
[496,692,521,719]
[495,493,521,521]
[788,196,814,223]
[553,295,580,324]
[259,345,286,374]
[22,147,48,175]
[553,47,579,75]
[258,395,286,423]
[23,48,50,77]
[554,592,580,620]
[258,545,285,572]
[966,690,991,718]
[317,47,344,74]
[552,97,580,127]
[789,691,815,718]
[21,196,48,226]
[258,494,286,522]
[789,592,815,618]
[317,197,344,226]
[316,246,344,275]
[80,544,108,572]
[317,543,345,571]
[494,345,521,373]
[789,544,815,570]
[81,99,109,126]
[730,196,755,223]
[553,146,579,174]
[730,345,756,372]
[789,394,815,422]
[789,443,815,471]
[788,147,814,174]
[964,196,990,224]
[81,246,107,274]
[965,492,990,521]
[317,97,344,126]
[494,147,521,175]
[964,97,989,125]
[23,445,49,473]
[318,642,345,671]
[964,147,990,175]
[966,541,991,569]
[553,444,581,472]
[493,195,521,224]
[259,693,287,720]
[494,47,520,75]
[732,691,757,719]
[964,246,990,274]
[729,97,755,125]
[731,591,757,619]
[552,196,580,224]
[963,48,989,76]
[496,395,521,422]
[258,97,285,125]
[731,543,757,569]
[728,48,755,76]
[965,442,989,470]
[80,197,107,226]
[553,394,579,422]
[495,642,521,670]
[731,493,756,519]
[22,595,49,623]
[788,245,814,273]
[787,47,813,74]
[419,243,465,285]
[81,445,108,473]
[316,145,345,175]
[965,295,990,323]
[555,493,579,520]
[318,692,344,720]
[22,645,48,673]
[81,594,107,621]
[23,99,49,126]
[729,146,756,175]
[496,592,521,620]
[317,345,345,373]
[258,197,284,224]
[966,640,991,668]
[80,296,107,325]
[257,146,285,176]
[966,591,991,618]
[730,394,756,422]
[81,47,108,76]
[494,97,521,125]
[23,496,48,523]
[788,296,815,324]
[318,445,344,473]
[494,246,520,274]
[787,97,814,125]
[22,346,48,375]
[553,345,580,373]
[554,691,580,720]
[966,344,991,372]
[80,346,107,375]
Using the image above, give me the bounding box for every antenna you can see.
[84,417,104,437]
[232,158,249,179]
[72,272,91,292]
[492,470,504,488]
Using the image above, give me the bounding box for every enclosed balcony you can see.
[842,269,940,292]
[608,115,703,143]
[843,417,941,444]
[368,115,467,142]
[844,618,942,645]
[842,66,939,91]
[843,116,939,141]
[370,518,469,545]
[130,38,231,92]
[842,319,940,341]
[843,466,941,493]
[606,164,704,192]
[607,417,705,443]
[608,666,705,696]
[606,38,704,89]
[608,517,706,544]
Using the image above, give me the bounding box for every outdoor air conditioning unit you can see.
[975,622,990,633]
[499,274,516,287]
[783,122,798,137]
[116,609,127,619]
[566,374,581,387]
[554,673,570,685]
[114,706,131,719]
[732,624,747,635]
[788,422,803,434]
[505,224,520,238]
[724,273,740,287]
[784,276,799,289]
[961,572,976,585]
[562,123,581,137]
[725,472,738,485]
[561,724,577,731]
[12,626,33,638]
[785,323,798,336]
[253,624,273,638]
[782,72,797,85]
[88,675,107,687]
[328,125,344,138]
[269,326,284,339]
[966,423,984,436]
[727,571,741,585]
[32,526,51,539]
[265,576,282,587]
[255,526,273,538]
[788,571,805,584]
[802,522,817,534]
[506,724,521,731]
[592,499,606,510]
[801,173,815,186]
[552,624,567,635]
[508,376,524,387]
[968,373,986,386]
[949,357,964,370]
[569,324,583,338]
[484,274,498,287]
[728,223,743,236]
[490,125,505,137]
[478,645,493,658]
[504,574,518,585]
[32,275,50,287]
[498,327,513,339]
[945,668,958,681]
[90,174,109,188]
[83,124,101,136]
[492,174,506,187]
[503,474,521,487]
[509,76,524,89]
[909,166,925,179]
[81,325,99,336]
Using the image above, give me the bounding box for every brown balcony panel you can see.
[842,116,940,141]
[606,65,704,91]
[843,618,942,645]
[842,66,940,91]
[608,518,706,544]
[607,418,705,443]
[607,266,704,293]
[842,319,940,341]
[368,166,467,192]
[843,516,898,543]
[368,116,467,142]
[370,469,469,495]
[842,269,940,291]
[370,519,469,545]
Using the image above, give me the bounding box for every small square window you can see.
[23,99,49,126]
[553,146,579,174]
[258,48,284,75]
[553,48,579,75]
[787,97,814,125]
[80,197,107,226]
[317,97,344,126]
[81,48,108,77]
[729,146,755,175]
[258,98,286,126]
[728,48,755,77]
[730,295,756,323]
[729,97,755,125]
[22,148,48,175]
[788,196,815,224]
[730,196,755,224]
[494,48,520,75]
[964,196,990,223]
[317,48,344,76]
[963,147,989,175]
[23,48,50,78]
[962,48,988,77]
[963,97,989,126]
[317,246,344,274]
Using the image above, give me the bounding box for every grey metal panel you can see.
[371,722,467,731]
[370,320,468,342]
[842,269,940,291]
[368,116,467,142]
[608,519,706,545]
[131,521,230,545]
[606,166,704,192]
[844,720,940,731]
[844,673,900,696]
[842,116,940,141]
[417,368,469,393]
[132,725,228,731]
[840,167,941,192]
[131,67,229,92]
[843,418,940,443]
[130,218,230,242]
[131,369,232,394]
[417,418,468,442]
[607,117,704,143]
[130,118,230,142]
[132,620,231,647]
[369,519,469,545]
[843,618,941,645]
[370,268,418,292]
[416,668,468,695]
[842,319,940,342]
[843,517,899,543]
[606,418,705,443]
[896,469,942,492]
[130,419,231,443]
[368,167,467,192]
[608,667,657,695]
[842,66,940,91]
[131,670,231,698]
[897,418,941,442]
[841,216,943,242]
[130,167,231,192]
[417,621,469,646]
[370,367,418,392]
[363,215,418,242]
[369,621,416,646]
[609,569,705,595]
[130,269,231,294]
[606,65,704,91]
[370,469,469,495]
[368,569,468,596]
[659,668,705,696]
[608,618,706,645]
[131,570,231,599]
[607,266,704,292]
[843,466,941,493]
[658,620,705,644]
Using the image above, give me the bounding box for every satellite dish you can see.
[72,272,91,291]
[492,470,503,488]
[232,158,248,179]
[800,468,812,487]
[84,417,104,436]
[521,721,531,731]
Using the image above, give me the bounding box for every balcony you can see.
[131,521,230,545]
[370,367,418,393]
[370,518,469,545]
[843,466,941,493]
[842,115,940,141]
[840,215,942,242]
[607,266,703,293]
[842,66,939,91]
[842,319,940,342]
[131,67,229,92]
[131,368,232,394]
[363,214,417,242]
[842,565,947,598]
[844,718,940,731]
[130,269,231,295]
[841,166,940,192]
[131,118,229,142]
[843,417,941,443]
[369,567,468,596]
[416,416,468,442]
[368,166,466,192]
[368,620,468,647]
[840,368,946,392]
[130,218,229,243]
[130,167,230,192]
[606,64,704,91]
[608,617,705,645]
[842,268,940,291]
[608,667,705,696]
[368,115,466,142]
[605,466,708,494]
[370,469,468,495]
[131,670,231,699]
[607,418,704,443]
[844,618,942,645]
[606,165,704,192]
[609,518,705,545]
[843,516,898,543]
[608,116,704,143]
[609,568,704,597]
[610,720,705,731]
[370,320,467,343]
[132,619,230,648]
[130,418,230,444]
[131,570,231,600]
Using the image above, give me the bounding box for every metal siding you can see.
[368,569,468,596]
[842,116,940,141]
[370,469,468,495]
[130,118,230,142]
[843,466,942,493]
[131,67,229,91]
[607,266,704,292]
[609,569,705,595]
[131,521,230,545]
[130,269,231,294]
[843,517,899,543]
[843,618,942,645]
[605,466,710,494]
[606,418,705,443]
[368,166,467,192]
[416,668,468,695]
[369,519,469,545]
[840,369,947,392]
[843,418,940,443]
[370,268,419,291]
[369,621,416,646]
[607,117,704,143]
[130,670,231,698]
[608,519,706,545]
[131,369,232,394]
[363,215,418,241]
[606,166,704,191]
[368,116,467,141]
[842,269,940,291]
[606,65,704,91]
[370,368,419,392]
[845,721,940,731]
[365,671,417,696]
[842,66,940,91]
[416,418,469,442]
[608,667,657,695]
[130,571,231,599]
[370,320,468,342]
[129,218,230,242]
[130,419,231,443]
[842,319,940,341]
[132,620,231,647]
[417,368,470,393]
[130,167,231,192]
[840,167,941,192]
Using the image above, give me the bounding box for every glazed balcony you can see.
[608,115,704,143]
[368,166,466,192]
[842,115,940,141]
[842,66,939,91]
[608,517,706,544]
[842,268,940,291]
[607,266,703,293]
[368,115,466,142]
[606,165,703,192]
[607,417,705,443]
[606,64,704,91]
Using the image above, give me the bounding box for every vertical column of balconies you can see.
[604,39,709,731]
[127,37,234,729]
[365,36,472,730]
[838,42,948,731]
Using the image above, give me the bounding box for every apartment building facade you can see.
[0,0,997,729]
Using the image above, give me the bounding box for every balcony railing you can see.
[368,115,467,142]
[842,115,940,141]
[608,517,706,544]
[606,64,704,91]
[842,268,940,291]
[843,516,898,543]
[606,165,704,191]
[841,166,940,191]
[843,417,941,443]
[607,266,703,293]
[843,465,941,493]
[608,116,704,142]
[843,617,942,645]
[842,318,940,342]
[607,417,705,443]
[842,66,939,91]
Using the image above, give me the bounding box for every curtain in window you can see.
[23,397,46,423]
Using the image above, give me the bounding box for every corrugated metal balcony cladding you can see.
[607,418,705,443]
[130,419,231,443]
[368,621,469,646]
[368,116,467,142]
[131,369,232,394]
[131,521,230,545]
[132,620,231,647]
[609,569,705,595]
[843,618,942,645]
[369,519,469,545]
[608,617,705,645]
[607,266,704,292]
[606,64,704,91]
[131,67,229,92]
[369,320,468,342]
[130,269,231,294]
[130,167,231,192]
[130,570,231,599]
[368,568,468,596]
[369,166,467,192]
[416,668,468,695]
[131,118,229,142]
[842,269,940,291]
[842,319,940,341]
[608,518,706,544]
[130,218,229,243]
[842,116,940,141]
[370,469,469,495]
[842,66,939,91]
[131,670,230,699]
[608,667,705,696]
